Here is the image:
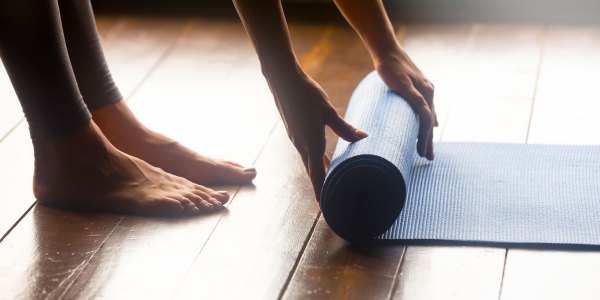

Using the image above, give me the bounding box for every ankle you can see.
[92,101,148,138]
[32,121,115,174]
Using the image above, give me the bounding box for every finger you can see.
[414,79,439,127]
[432,104,439,127]
[399,84,433,158]
[324,109,368,142]
[426,128,434,160]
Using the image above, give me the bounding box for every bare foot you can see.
[91,101,257,185]
[32,121,230,216]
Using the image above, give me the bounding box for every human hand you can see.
[374,52,438,160]
[270,74,368,202]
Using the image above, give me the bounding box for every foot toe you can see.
[224,160,244,168]
[220,165,256,184]
[211,190,230,203]
[206,197,223,208]
[146,197,185,216]
[200,199,214,209]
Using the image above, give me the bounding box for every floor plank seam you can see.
[250,120,281,167]
[525,26,549,144]
[170,120,280,298]
[496,249,510,300]
[0,201,35,243]
[0,118,24,145]
[100,16,126,41]
[437,23,480,140]
[120,19,194,102]
[169,183,245,299]
[276,212,322,300]
[387,246,408,299]
[57,215,126,299]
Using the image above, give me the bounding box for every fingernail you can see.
[192,207,200,213]
[354,129,369,139]
[243,168,256,173]
[217,190,229,195]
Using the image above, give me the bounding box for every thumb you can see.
[325,111,368,142]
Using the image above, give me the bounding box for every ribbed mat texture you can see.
[322,71,600,247]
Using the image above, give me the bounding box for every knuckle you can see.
[419,110,433,124]
[424,84,434,95]
[424,79,435,90]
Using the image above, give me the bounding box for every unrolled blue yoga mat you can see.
[321,72,600,247]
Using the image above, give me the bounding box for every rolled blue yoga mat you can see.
[321,71,600,247]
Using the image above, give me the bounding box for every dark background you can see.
[91,0,600,23]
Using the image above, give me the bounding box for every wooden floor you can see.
[1,14,600,300]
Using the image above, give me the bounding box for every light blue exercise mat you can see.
[321,72,600,247]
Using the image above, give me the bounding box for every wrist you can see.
[261,61,309,90]
[370,41,409,66]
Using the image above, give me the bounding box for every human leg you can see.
[57,0,257,185]
[0,0,228,215]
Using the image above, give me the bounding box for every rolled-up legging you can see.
[0,0,122,139]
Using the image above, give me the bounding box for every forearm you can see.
[333,0,404,62]
[232,0,304,85]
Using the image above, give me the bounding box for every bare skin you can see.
[91,100,257,185]
[32,121,230,216]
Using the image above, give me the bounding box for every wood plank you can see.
[94,14,121,39]
[441,24,545,142]
[60,20,324,299]
[173,125,317,300]
[100,16,189,99]
[0,124,34,240]
[283,219,404,300]
[501,250,600,300]
[0,64,24,141]
[0,202,124,299]
[527,26,600,145]
[396,247,506,300]
[0,17,187,298]
[391,23,545,300]
[500,25,600,300]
